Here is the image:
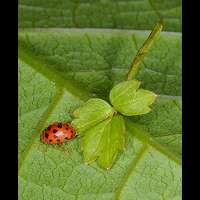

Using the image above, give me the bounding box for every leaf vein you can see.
[115,144,148,200]
[19,88,64,173]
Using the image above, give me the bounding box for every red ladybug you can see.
[40,122,76,144]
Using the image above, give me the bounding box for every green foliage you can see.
[72,98,115,134]
[72,75,157,168]
[18,0,182,198]
[110,80,156,115]
[97,115,125,169]
[18,30,182,200]
[81,115,125,169]
[18,31,182,98]
[19,0,182,31]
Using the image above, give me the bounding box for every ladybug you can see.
[40,122,76,144]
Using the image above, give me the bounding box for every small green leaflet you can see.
[96,115,125,169]
[72,80,156,169]
[72,98,115,134]
[82,115,125,169]
[110,80,157,116]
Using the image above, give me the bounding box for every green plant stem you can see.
[126,21,163,80]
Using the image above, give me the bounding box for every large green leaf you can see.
[19,29,181,199]
[19,0,181,32]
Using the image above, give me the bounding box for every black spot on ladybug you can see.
[57,139,60,142]
[53,129,57,133]
[47,127,51,131]
[49,139,52,143]
[45,133,49,138]
[57,123,62,128]
[66,127,69,130]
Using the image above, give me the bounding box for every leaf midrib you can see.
[18,88,65,171]
[18,28,182,36]
[18,47,92,102]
